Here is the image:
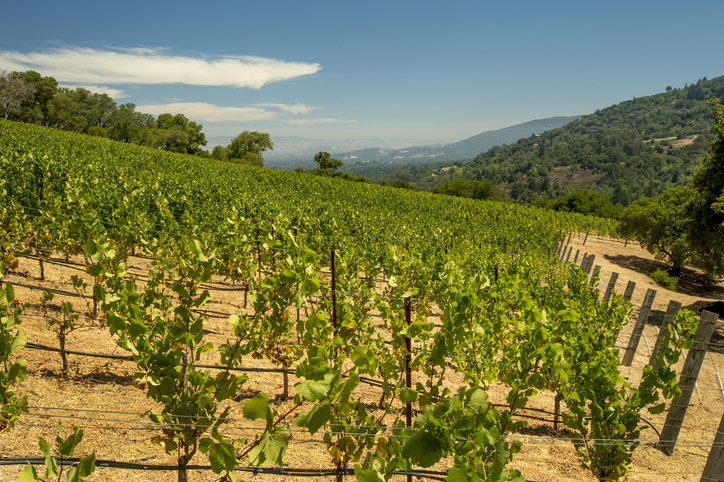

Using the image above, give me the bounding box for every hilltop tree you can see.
[154,113,207,155]
[314,151,344,176]
[212,131,273,165]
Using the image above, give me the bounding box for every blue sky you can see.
[2,0,723,147]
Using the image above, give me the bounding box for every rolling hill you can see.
[401,76,724,204]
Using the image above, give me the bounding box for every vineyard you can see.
[1,120,723,481]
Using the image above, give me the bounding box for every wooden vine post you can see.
[701,410,724,481]
[256,228,262,279]
[647,300,682,371]
[602,272,619,301]
[623,280,636,301]
[584,254,596,274]
[404,297,413,482]
[553,394,561,432]
[621,288,656,365]
[589,265,601,286]
[659,310,719,455]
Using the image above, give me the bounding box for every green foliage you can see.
[549,190,622,219]
[0,69,212,157]
[619,186,696,277]
[0,71,36,121]
[338,172,372,183]
[390,180,419,190]
[432,177,500,200]
[688,98,724,275]
[400,387,524,481]
[153,113,207,155]
[85,126,107,138]
[94,241,249,479]
[43,291,80,378]
[0,278,28,433]
[18,423,96,482]
[651,269,679,290]
[381,76,724,205]
[620,187,706,276]
[46,87,116,134]
[0,119,690,481]
[214,131,274,165]
[8,70,59,125]
[314,151,344,173]
[106,103,156,144]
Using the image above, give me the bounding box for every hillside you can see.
[411,76,724,204]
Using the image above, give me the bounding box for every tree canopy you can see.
[543,190,622,219]
[0,71,35,121]
[432,178,500,200]
[153,113,207,155]
[313,151,344,176]
[0,69,210,157]
[212,131,274,166]
[619,186,696,276]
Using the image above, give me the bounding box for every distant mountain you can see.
[417,76,724,205]
[335,116,582,165]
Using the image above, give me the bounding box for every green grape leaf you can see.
[292,400,330,435]
[243,393,271,421]
[18,464,38,482]
[401,430,443,468]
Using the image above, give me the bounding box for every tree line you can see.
[0,69,275,164]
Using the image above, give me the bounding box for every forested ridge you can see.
[397,76,724,205]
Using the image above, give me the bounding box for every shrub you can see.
[651,268,678,290]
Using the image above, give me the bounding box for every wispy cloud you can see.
[0,46,321,89]
[59,84,127,98]
[255,102,316,115]
[282,118,357,125]
[136,102,279,123]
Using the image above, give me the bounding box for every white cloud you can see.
[59,84,127,98]
[136,102,279,122]
[282,118,358,125]
[0,46,321,89]
[255,102,316,115]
